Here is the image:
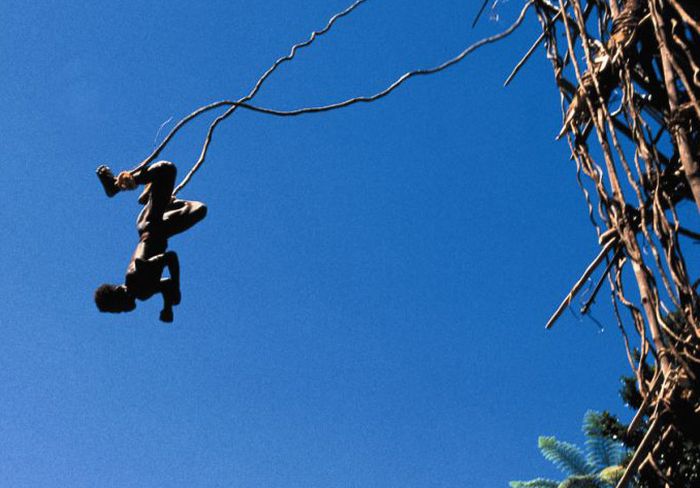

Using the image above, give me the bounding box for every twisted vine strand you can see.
[171,1,533,194]
[131,0,369,177]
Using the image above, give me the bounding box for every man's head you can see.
[94,284,136,313]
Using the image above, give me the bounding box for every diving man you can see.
[94,161,207,322]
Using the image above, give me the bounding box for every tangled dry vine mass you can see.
[534,0,699,485]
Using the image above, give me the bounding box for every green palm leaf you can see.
[509,479,560,488]
[584,435,627,470]
[582,411,628,468]
[538,436,595,476]
[557,474,603,488]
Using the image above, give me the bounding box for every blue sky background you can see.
[0,1,663,486]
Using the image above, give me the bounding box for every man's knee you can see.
[163,201,207,238]
[185,201,207,225]
[192,202,207,222]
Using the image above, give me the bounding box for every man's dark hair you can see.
[94,284,132,313]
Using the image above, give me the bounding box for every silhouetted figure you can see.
[94,161,207,322]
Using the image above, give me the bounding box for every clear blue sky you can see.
[0,1,650,486]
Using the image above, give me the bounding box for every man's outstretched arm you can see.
[131,250,181,322]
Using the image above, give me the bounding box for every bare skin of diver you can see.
[94,161,207,322]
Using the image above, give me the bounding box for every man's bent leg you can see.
[144,162,177,221]
[163,199,208,238]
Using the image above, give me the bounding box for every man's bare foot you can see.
[96,165,119,197]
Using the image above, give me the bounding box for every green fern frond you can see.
[539,436,595,476]
[582,411,605,437]
[583,411,628,468]
[599,466,625,485]
[585,435,627,469]
[607,443,627,467]
[509,479,560,488]
[557,474,603,488]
